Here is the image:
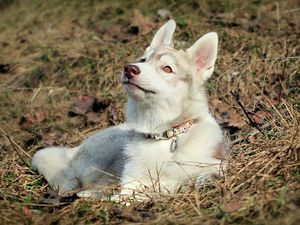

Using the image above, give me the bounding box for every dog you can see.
[32,19,226,199]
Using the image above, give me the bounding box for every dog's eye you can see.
[138,58,146,63]
[162,66,173,73]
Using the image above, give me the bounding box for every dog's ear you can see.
[186,32,218,81]
[150,19,176,49]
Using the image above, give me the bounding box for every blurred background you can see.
[0,0,299,224]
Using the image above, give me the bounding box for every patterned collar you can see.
[145,118,199,152]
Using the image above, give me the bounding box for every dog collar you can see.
[145,118,199,153]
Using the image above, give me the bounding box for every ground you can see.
[0,0,299,224]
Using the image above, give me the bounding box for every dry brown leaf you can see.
[19,111,46,130]
[211,99,247,130]
[252,111,274,125]
[130,10,152,36]
[101,24,133,42]
[68,95,110,116]
[42,130,67,146]
[99,11,151,43]
[68,95,95,116]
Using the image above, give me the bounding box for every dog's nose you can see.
[124,64,140,79]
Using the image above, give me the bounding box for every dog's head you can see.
[121,20,218,132]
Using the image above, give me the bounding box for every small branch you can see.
[0,127,32,168]
[230,91,265,136]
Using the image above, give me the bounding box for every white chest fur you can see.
[120,118,223,195]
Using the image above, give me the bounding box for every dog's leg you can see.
[32,146,81,193]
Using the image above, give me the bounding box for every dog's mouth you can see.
[122,81,156,94]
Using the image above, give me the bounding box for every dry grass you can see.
[0,0,299,224]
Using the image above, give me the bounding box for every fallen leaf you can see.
[252,111,273,125]
[100,24,133,43]
[99,12,152,43]
[68,96,110,116]
[42,130,67,146]
[68,95,95,116]
[211,99,247,132]
[19,111,46,130]
[129,10,152,36]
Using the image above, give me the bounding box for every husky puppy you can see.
[32,20,226,199]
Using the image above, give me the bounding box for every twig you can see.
[278,43,289,102]
[276,2,281,31]
[0,127,32,170]
[230,91,265,136]
[90,166,121,180]
[187,197,202,216]
[0,127,32,158]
